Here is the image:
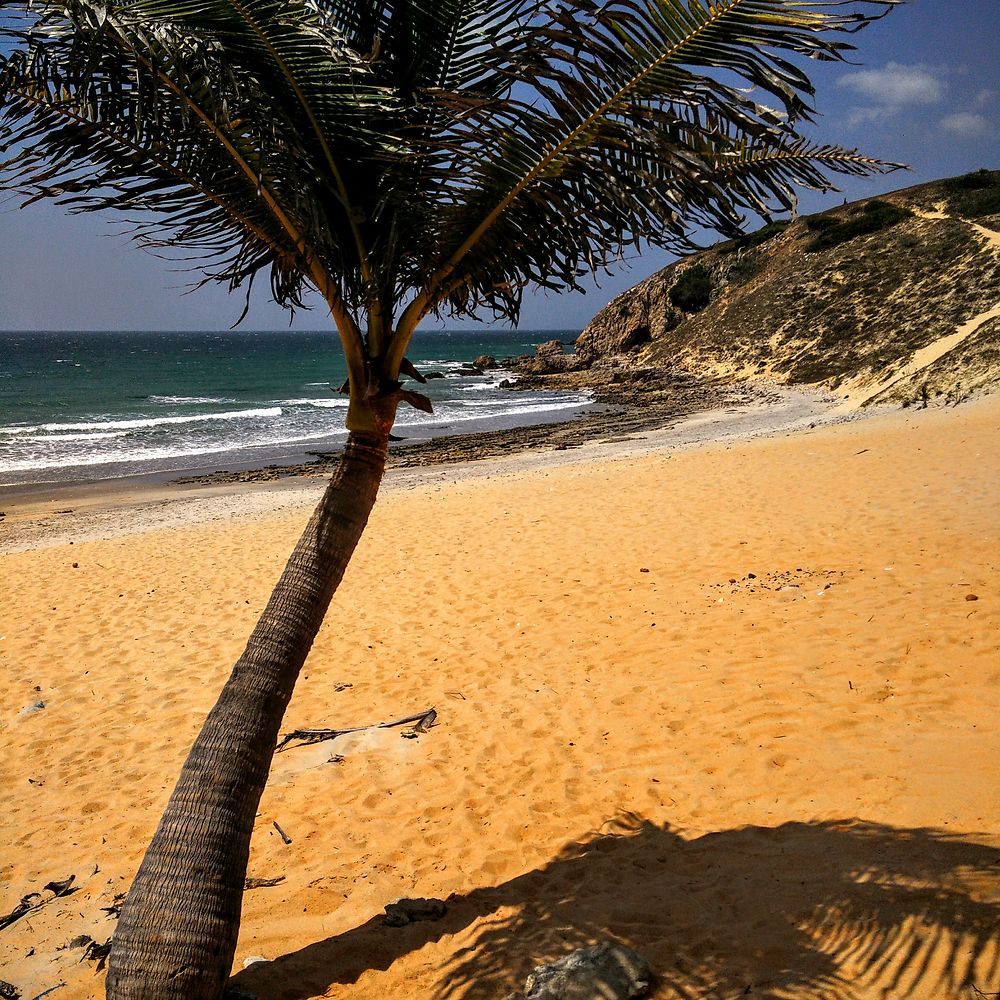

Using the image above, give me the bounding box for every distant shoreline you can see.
[0,379,846,553]
[0,392,598,493]
[0,327,586,489]
[0,367,750,503]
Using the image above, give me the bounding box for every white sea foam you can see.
[147,395,235,405]
[275,398,348,408]
[23,431,130,442]
[267,429,350,445]
[1,441,250,472]
[420,360,479,372]
[0,427,348,474]
[462,394,560,408]
[394,396,588,427]
[3,407,283,435]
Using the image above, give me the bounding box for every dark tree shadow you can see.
[232,816,1000,1000]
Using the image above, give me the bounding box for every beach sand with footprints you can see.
[1,392,998,999]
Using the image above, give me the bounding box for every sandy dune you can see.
[1,396,998,999]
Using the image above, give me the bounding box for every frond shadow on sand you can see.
[232,815,1000,1000]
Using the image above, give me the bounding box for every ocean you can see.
[0,329,589,486]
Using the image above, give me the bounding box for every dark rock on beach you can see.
[505,942,652,1000]
[383,897,447,927]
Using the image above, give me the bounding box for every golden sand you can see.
[1,396,998,999]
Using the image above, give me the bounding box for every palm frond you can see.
[3,0,906,389]
[424,124,896,323]
[393,0,903,341]
[1,0,398,303]
[124,0,406,292]
[1,18,306,296]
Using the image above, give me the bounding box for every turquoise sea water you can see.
[0,329,588,485]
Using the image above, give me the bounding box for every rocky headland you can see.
[560,168,1000,407]
[410,169,1000,465]
[181,169,1000,485]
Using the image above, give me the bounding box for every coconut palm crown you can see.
[1,2,904,999]
[2,0,902,428]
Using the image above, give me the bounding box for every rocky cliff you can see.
[574,170,1000,407]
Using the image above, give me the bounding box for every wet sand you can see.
[0,382,826,553]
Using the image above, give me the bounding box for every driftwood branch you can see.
[244,876,285,891]
[276,707,437,753]
[0,876,76,931]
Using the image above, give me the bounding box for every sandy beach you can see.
[1,392,997,999]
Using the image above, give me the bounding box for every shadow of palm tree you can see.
[232,815,999,1000]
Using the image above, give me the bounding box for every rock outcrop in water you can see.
[511,339,580,375]
[571,170,1000,407]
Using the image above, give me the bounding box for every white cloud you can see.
[940,112,993,137]
[838,62,945,113]
[845,107,884,127]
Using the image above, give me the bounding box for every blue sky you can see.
[1,1,997,332]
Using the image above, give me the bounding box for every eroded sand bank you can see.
[1,395,998,999]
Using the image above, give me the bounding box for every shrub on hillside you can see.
[945,169,997,190]
[720,218,791,254]
[804,200,913,253]
[943,169,1000,219]
[725,250,764,285]
[805,212,838,232]
[669,263,714,312]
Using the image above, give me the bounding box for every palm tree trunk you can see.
[105,430,389,1000]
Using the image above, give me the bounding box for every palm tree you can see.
[1,1,902,997]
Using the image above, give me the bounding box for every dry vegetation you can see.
[578,170,1000,403]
